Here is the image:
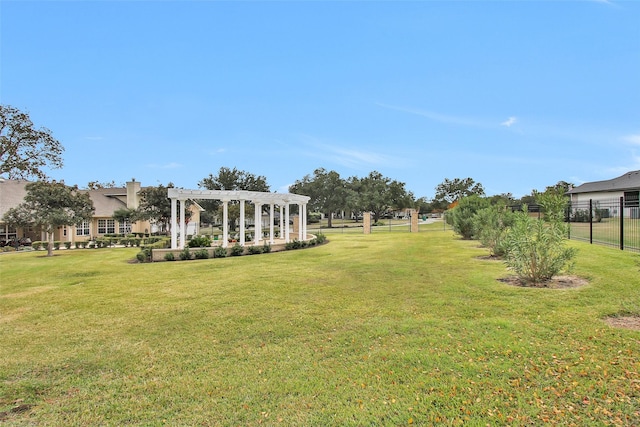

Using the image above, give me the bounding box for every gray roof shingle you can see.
[567,170,640,194]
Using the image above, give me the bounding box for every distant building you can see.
[566,170,640,218]
[0,180,202,244]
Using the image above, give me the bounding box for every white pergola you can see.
[168,188,311,249]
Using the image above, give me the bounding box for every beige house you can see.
[566,170,640,219]
[0,179,201,244]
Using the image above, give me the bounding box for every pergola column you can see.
[254,202,262,245]
[269,203,275,244]
[279,205,284,239]
[298,203,303,241]
[179,199,186,249]
[302,203,307,240]
[222,200,229,248]
[239,199,245,246]
[171,198,178,249]
[285,202,291,242]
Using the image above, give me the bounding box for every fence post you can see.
[620,196,624,251]
[589,199,593,245]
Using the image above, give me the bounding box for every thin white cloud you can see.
[590,0,616,6]
[146,162,182,169]
[298,135,398,169]
[377,102,488,128]
[622,134,640,145]
[501,117,517,127]
[206,148,226,155]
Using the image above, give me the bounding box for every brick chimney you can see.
[126,179,141,209]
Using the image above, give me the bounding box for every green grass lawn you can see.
[1,231,639,425]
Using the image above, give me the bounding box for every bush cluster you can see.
[188,235,212,248]
[142,232,324,263]
[448,193,576,285]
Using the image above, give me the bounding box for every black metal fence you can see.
[566,197,640,252]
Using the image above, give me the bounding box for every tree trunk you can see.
[327,212,333,228]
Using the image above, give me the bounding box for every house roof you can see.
[0,179,29,219]
[80,187,129,217]
[0,180,133,219]
[567,170,640,194]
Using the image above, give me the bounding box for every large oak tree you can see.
[349,171,414,222]
[289,168,348,228]
[0,105,64,180]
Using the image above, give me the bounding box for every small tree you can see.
[136,183,191,235]
[2,181,94,256]
[112,208,137,234]
[503,195,577,285]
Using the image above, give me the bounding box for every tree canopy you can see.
[2,181,94,256]
[434,177,485,205]
[289,168,350,228]
[136,183,191,235]
[0,105,64,180]
[349,171,413,222]
[198,167,270,229]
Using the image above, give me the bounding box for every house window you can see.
[98,219,115,234]
[119,220,131,234]
[624,191,639,208]
[76,221,90,236]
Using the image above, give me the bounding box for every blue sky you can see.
[1,0,638,199]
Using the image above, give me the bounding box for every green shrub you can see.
[315,232,327,244]
[285,239,302,250]
[194,249,210,259]
[262,243,272,253]
[64,242,72,250]
[31,241,43,250]
[472,206,516,257]
[247,245,262,255]
[75,241,82,249]
[189,235,212,248]
[53,241,61,250]
[164,252,175,261]
[503,209,577,285]
[179,247,192,260]
[214,246,227,258]
[230,243,244,256]
[307,212,321,223]
[450,195,490,240]
[145,236,165,245]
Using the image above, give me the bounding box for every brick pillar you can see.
[410,209,419,232]
[363,212,371,234]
